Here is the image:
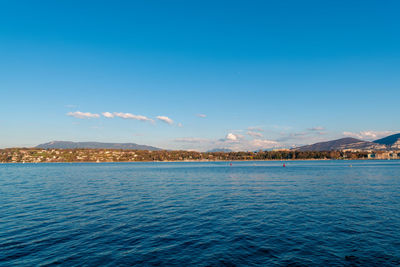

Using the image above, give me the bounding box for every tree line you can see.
[0,148,370,163]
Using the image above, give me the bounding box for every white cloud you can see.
[197,114,207,118]
[157,116,174,125]
[249,139,279,149]
[247,131,263,138]
[67,111,100,119]
[177,123,183,127]
[343,131,394,140]
[114,112,153,122]
[102,112,114,118]
[226,133,239,141]
[222,138,280,151]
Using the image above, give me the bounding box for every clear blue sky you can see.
[1,0,399,151]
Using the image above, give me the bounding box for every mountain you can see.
[374,133,400,149]
[206,148,233,153]
[296,137,386,151]
[36,141,161,151]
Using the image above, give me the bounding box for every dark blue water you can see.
[1,161,400,266]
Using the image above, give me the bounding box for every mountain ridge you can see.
[373,133,400,149]
[36,141,161,151]
[296,134,398,152]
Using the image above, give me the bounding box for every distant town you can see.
[1,148,399,163]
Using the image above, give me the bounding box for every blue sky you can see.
[1,0,399,151]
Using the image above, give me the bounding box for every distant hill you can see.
[296,137,386,151]
[36,141,161,151]
[374,133,400,149]
[207,148,233,153]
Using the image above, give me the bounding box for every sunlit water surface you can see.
[1,161,400,266]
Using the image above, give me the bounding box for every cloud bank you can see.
[174,132,280,152]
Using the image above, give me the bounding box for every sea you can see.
[1,160,399,266]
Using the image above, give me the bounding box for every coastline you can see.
[1,158,396,164]
[2,148,396,163]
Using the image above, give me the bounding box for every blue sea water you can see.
[1,160,400,266]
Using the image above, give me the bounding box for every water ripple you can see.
[1,161,400,266]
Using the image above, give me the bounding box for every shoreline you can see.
[1,158,397,164]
